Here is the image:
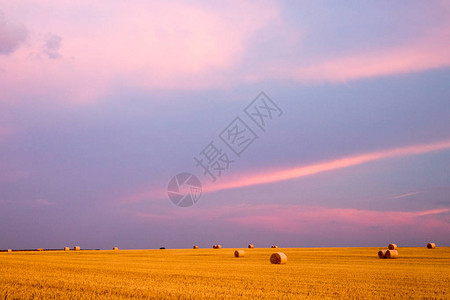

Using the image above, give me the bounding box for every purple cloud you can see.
[44,33,62,59]
[0,11,28,55]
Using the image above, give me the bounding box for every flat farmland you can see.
[0,247,448,299]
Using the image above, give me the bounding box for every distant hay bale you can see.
[234,250,245,257]
[7,249,12,252]
[386,250,398,259]
[113,247,118,251]
[427,243,436,249]
[37,248,44,251]
[73,246,81,251]
[388,244,398,250]
[378,250,388,259]
[213,245,222,249]
[270,252,287,264]
[193,245,199,249]
[64,247,70,251]
[248,244,254,249]
[271,245,278,248]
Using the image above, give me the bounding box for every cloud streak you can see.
[391,191,422,200]
[207,140,450,194]
[117,139,450,205]
[133,203,450,236]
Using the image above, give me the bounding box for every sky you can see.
[0,0,449,249]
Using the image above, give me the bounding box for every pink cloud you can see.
[116,139,450,205]
[284,32,450,83]
[131,203,450,238]
[225,205,450,233]
[0,1,280,104]
[2,1,450,104]
[207,139,450,194]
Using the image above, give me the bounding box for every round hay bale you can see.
[378,249,387,259]
[271,245,278,248]
[270,252,287,264]
[64,247,70,251]
[386,250,398,259]
[248,244,254,249]
[113,247,118,251]
[427,243,436,249]
[73,246,81,251]
[234,250,245,257]
[193,245,199,249]
[37,248,44,251]
[388,244,398,250]
[7,249,12,252]
[216,245,222,249]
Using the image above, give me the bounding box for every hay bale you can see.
[64,247,70,251]
[193,245,199,249]
[427,243,436,249]
[73,246,81,251]
[213,245,222,249]
[386,250,398,259]
[7,249,12,252]
[113,247,118,251]
[378,249,388,259]
[271,245,278,248]
[388,244,398,250]
[37,248,44,251]
[270,252,287,264]
[248,244,254,249]
[234,250,245,257]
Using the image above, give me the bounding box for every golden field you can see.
[0,247,449,299]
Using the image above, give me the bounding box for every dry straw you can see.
[270,252,287,264]
[378,249,388,259]
[64,247,70,251]
[193,245,199,249]
[248,244,254,249]
[74,246,81,251]
[271,245,278,248]
[234,250,245,257]
[388,244,398,250]
[386,250,398,259]
[427,243,436,249]
[113,247,118,251]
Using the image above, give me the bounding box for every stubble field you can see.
[0,247,448,299]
